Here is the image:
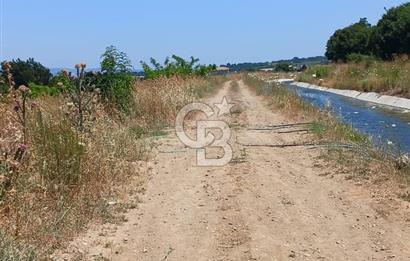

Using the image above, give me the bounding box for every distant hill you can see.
[224,56,328,72]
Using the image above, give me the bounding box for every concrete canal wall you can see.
[275,80,410,110]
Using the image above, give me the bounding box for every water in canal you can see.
[284,82,410,154]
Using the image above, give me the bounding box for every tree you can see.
[325,18,373,62]
[141,55,215,79]
[1,58,52,87]
[372,3,410,59]
[99,46,134,112]
[101,45,133,74]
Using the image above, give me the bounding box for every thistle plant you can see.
[2,61,16,91]
[13,85,31,145]
[66,63,98,131]
[1,61,32,145]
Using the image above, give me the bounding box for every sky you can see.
[0,0,408,69]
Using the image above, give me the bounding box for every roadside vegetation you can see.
[141,55,216,79]
[0,47,219,259]
[296,3,410,97]
[297,56,410,98]
[325,3,410,62]
[245,73,410,186]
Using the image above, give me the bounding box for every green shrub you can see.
[28,83,60,98]
[141,55,216,80]
[303,65,330,79]
[101,73,134,112]
[346,53,379,65]
[274,62,294,72]
[100,46,134,112]
[49,71,74,90]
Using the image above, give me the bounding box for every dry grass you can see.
[230,80,240,92]
[0,75,223,258]
[0,96,150,258]
[244,74,366,142]
[297,56,410,98]
[134,76,204,126]
[0,230,35,261]
[245,73,410,185]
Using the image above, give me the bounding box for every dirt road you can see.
[56,81,410,260]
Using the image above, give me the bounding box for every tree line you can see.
[0,47,216,112]
[225,56,327,72]
[326,2,410,62]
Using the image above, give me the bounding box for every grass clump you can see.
[133,76,222,126]
[31,117,85,185]
[297,56,410,97]
[0,231,36,261]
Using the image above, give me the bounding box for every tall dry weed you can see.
[297,56,410,98]
[0,75,221,258]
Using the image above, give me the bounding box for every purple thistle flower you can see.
[18,85,30,93]
[19,144,28,152]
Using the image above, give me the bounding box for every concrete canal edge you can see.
[274,79,410,110]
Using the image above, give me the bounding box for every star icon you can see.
[214,96,234,117]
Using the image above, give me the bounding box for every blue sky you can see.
[1,0,407,68]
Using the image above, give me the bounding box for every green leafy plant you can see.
[49,70,75,91]
[141,55,216,79]
[274,63,294,72]
[99,45,134,112]
[28,83,60,98]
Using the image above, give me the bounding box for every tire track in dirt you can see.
[210,83,253,261]
[54,80,410,261]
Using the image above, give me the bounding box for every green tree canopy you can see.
[141,55,216,79]
[99,46,134,112]
[101,45,133,74]
[373,3,410,59]
[325,18,373,62]
[1,58,52,87]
